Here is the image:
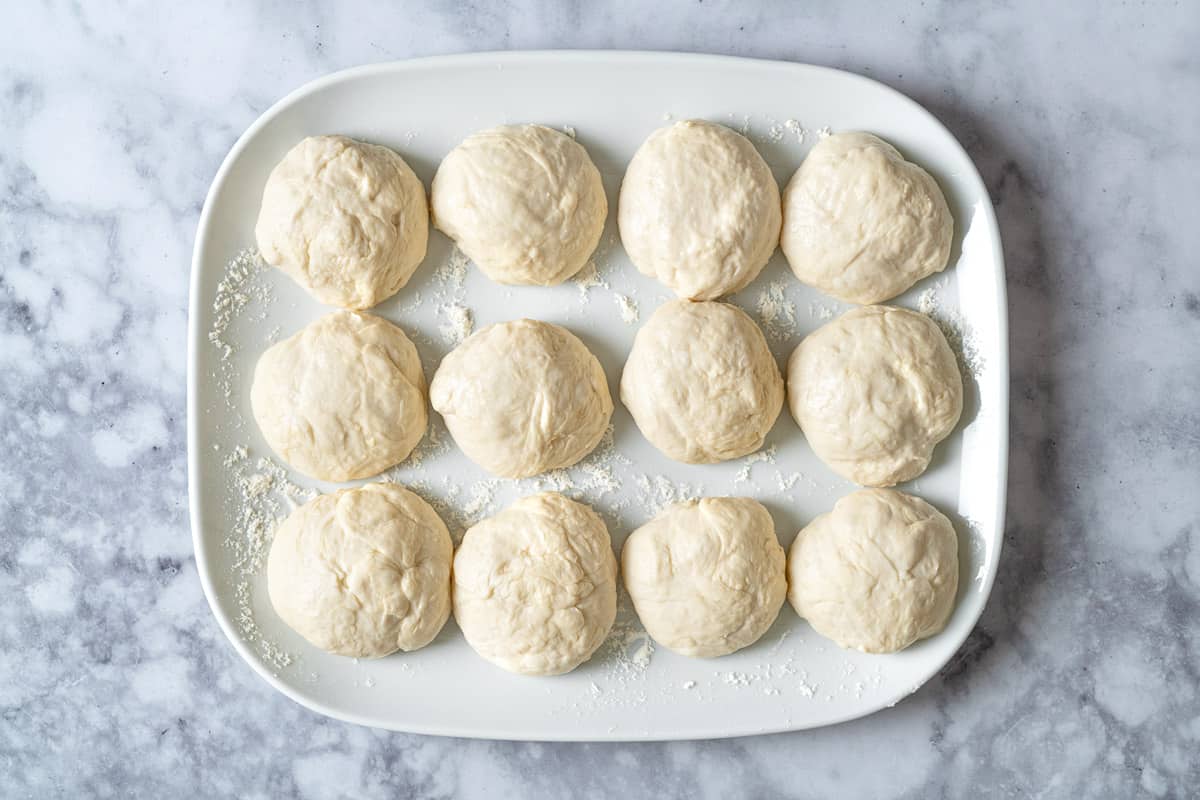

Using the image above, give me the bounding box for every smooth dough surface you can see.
[431,124,607,285]
[621,299,783,463]
[787,488,959,653]
[251,310,427,482]
[430,319,612,478]
[622,497,786,658]
[618,120,781,300]
[255,135,429,310]
[267,482,452,658]
[787,305,962,486]
[452,492,617,675]
[780,131,952,304]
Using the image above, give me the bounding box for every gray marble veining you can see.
[2,1,1198,797]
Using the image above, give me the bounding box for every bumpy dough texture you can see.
[452,492,617,675]
[255,135,429,310]
[787,488,959,654]
[429,319,612,478]
[621,300,784,463]
[622,498,786,658]
[251,310,427,482]
[780,132,953,305]
[618,120,781,300]
[431,124,607,285]
[787,305,962,487]
[267,482,453,658]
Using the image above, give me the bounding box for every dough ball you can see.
[618,120,781,300]
[430,319,612,478]
[621,299,783,463]
[622,497,786,658]
[255,135,429,310]
[267,482,452,658]
[786,305,962,486]
[787,488,959,653]
[780,131,952,305]
[452,492,617,675]
[251,310,427,482]
[431,124,607,285]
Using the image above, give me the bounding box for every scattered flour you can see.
[756,281,797,341]
[614,294,639,324]
[784,119,805,143]
[438,303,474,344]
[808,300,836,321]
[912,277,984,376]
[734,444,778,484]
[573,260,606,298]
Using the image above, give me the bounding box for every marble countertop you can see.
[3,1,1198,796]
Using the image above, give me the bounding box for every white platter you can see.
[188,51,1007,741]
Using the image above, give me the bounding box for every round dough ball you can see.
[780,132,952,305]
[267,482,452,658]
[430,319,612,478]
[431,124,607,285]
[622,497,786,658]
[255,135,429,310]
[621,299,783,463]
[453,492,617,675]
[251,310,427,482]
[786,305,962,487]
[787,488,959,653]
[619,120,781,300]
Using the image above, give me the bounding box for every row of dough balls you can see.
[269,485,959,674]
[251,300,961,488]
[255,123,951,309]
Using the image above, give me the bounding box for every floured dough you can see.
[787,305,962,486]
[787,488,959,653]
[267,482,452,658]
[622,497,786,658]
[621,299,783,463]
[780,131,952,304]
[251,310,427,482]
[452,492,617,675]
[429,319,612,478]
[618,120,781,300]
[255,135,429,310]
[431,124,607,285]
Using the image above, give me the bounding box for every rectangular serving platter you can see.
[187,50,1007,740]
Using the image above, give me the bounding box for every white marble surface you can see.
[2,1,1198,796]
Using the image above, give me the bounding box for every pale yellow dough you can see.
[780,131,952,305]
[255,135,429,310]
[452,492,617,676]
[431,124,607,285]
[429,319,612,478]
[618,120,781,300]
[622,497,786,658]
[267,482,453,658]
[787,488,959,654]
[250,310,427,482]
[787,305,962,487]
[621,299,783,463]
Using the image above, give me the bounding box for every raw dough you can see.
[251,310,427,482]
[255,135,429,310]
[452,492,617,675]
[618,120,781,300]
[431,124,607,285]
[621,299,783,463]
[780,131,952,304]
[429,319,612,478]
[622,497,786,658]
[787,488,959,654]
[267,482,452,658]
[787,305,962,486]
